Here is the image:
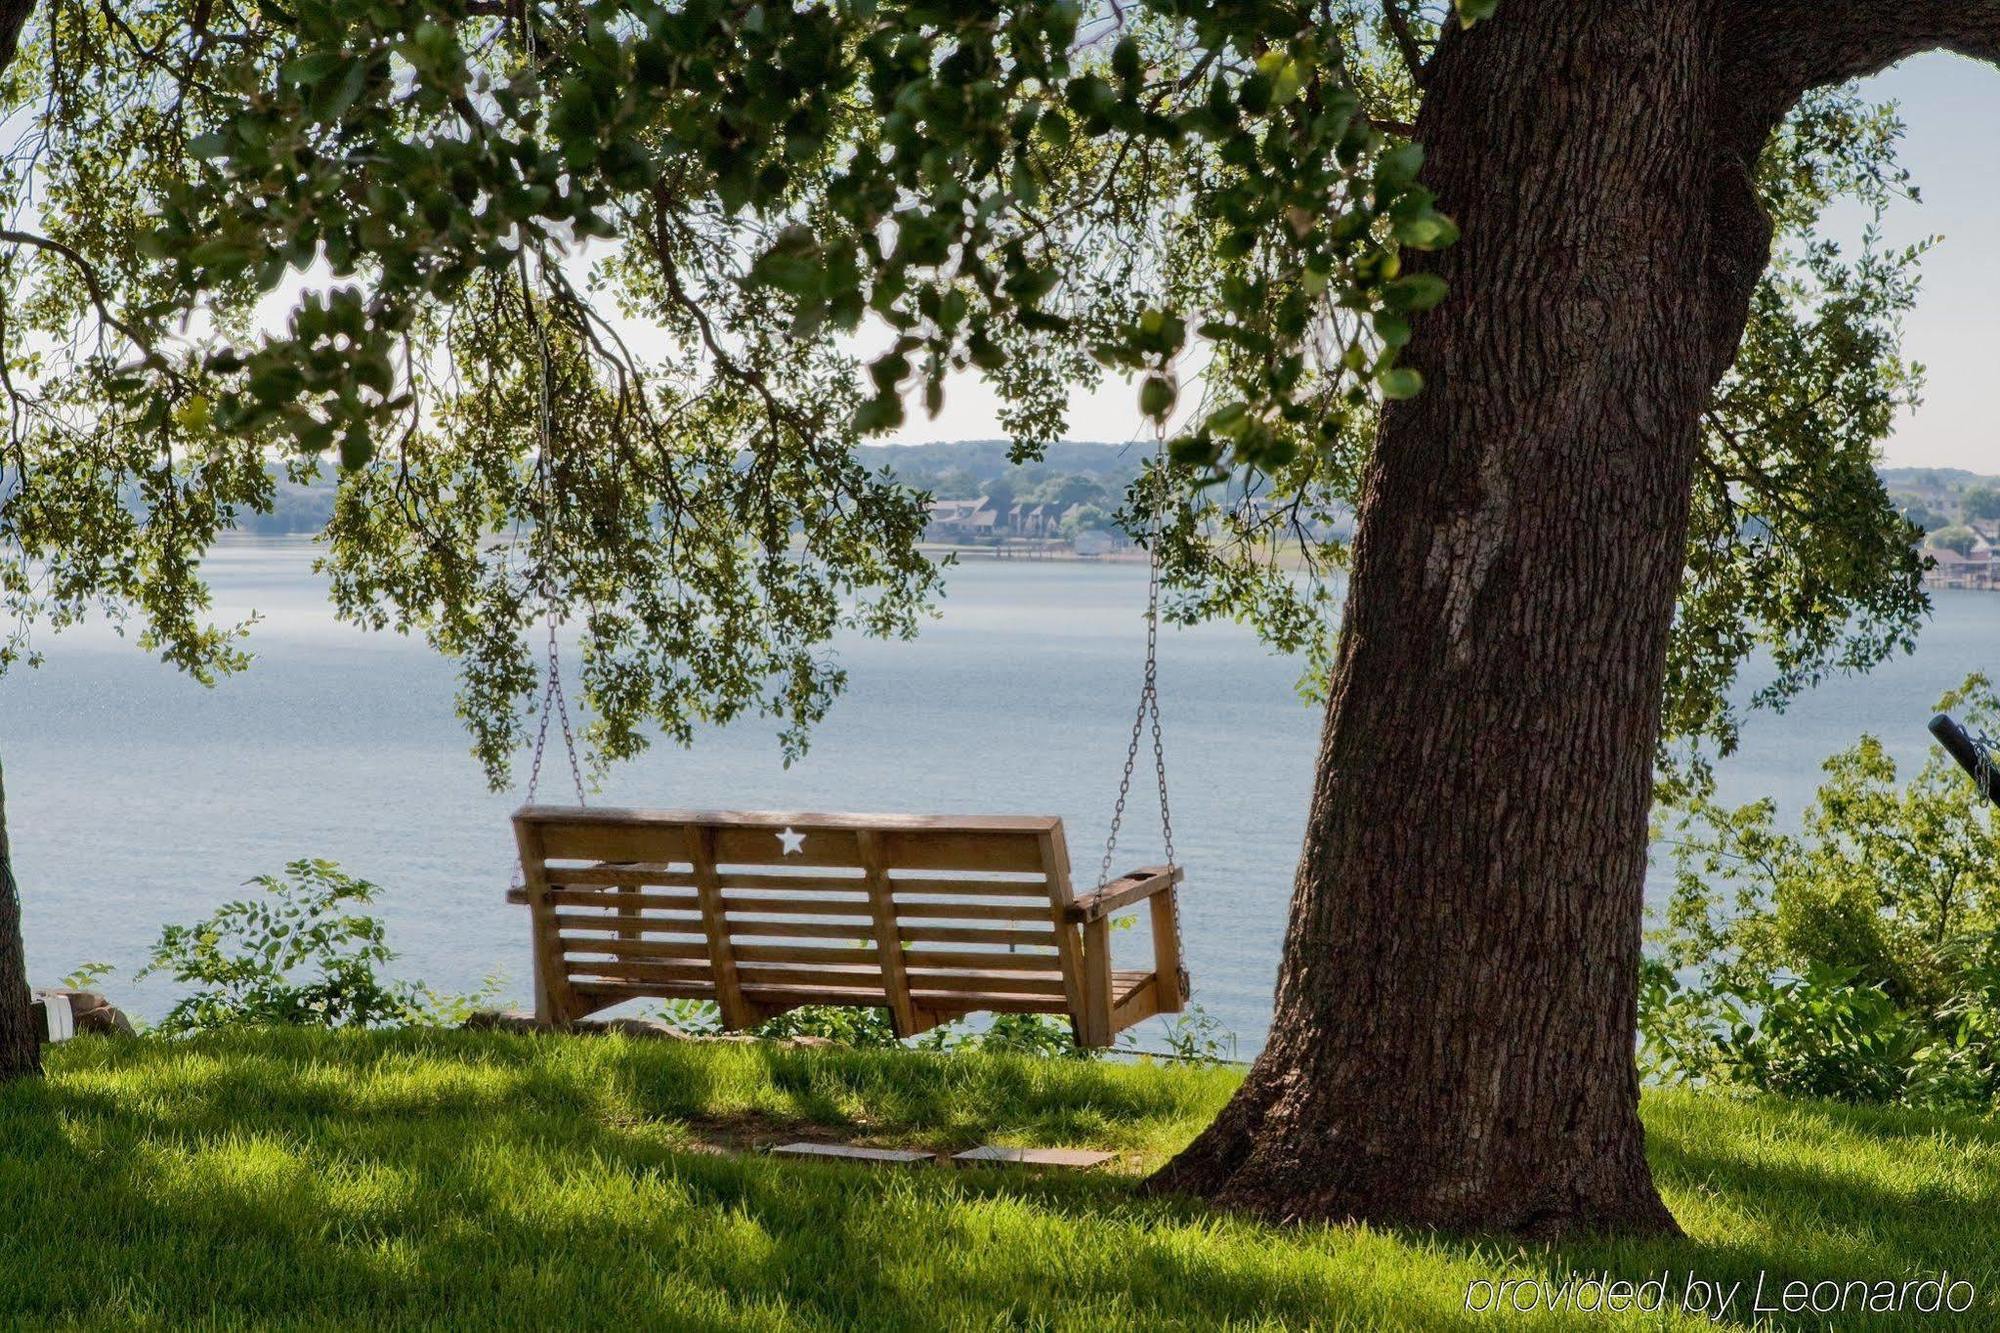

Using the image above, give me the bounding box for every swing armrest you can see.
[1067,866,1183,923]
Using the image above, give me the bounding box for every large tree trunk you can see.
[0,2,41,1086]
[0,758,41,1081]
[1150,1,1749,1236]
[1155,0,2000,1239]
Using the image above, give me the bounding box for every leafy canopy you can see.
[0,1,1929,791]
[3,0,1464,781]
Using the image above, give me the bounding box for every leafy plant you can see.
[137,859,454,1034]
[931,1013,1097,1060]
[655,998,724,1036]
[1644,675,2000,1109]
[1150,1004,1240,1067]
[59,961,116,992]
[754,1005,905,1049]
[652,997,1100,1059]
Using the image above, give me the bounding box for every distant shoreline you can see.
[917,542,1148,563]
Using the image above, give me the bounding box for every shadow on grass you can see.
[6,1034,1998,1329]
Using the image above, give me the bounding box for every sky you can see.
[1854,53,2000,471]
[891,51,2000,472]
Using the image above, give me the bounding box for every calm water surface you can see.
[2,538,1995,1052]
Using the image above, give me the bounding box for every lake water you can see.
[2,539,1995,1053]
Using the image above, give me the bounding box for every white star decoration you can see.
[776,827,806,856]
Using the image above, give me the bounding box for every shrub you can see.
[1152,1003,1239,1066]
[137,859,481,1034]
[925,1013,1095,1059]
[1644,674,2000,1110]
[656,999,1101,1058]
[757,1005,905,1048]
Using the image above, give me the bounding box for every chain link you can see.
[1975,727,1999,806]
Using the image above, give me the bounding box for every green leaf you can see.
[1393,214,1460,249]
[1168,432,1221,468]
[1205,402,1249,435]
[853,392,904,434]
[1456,0,1500,28]
[1111,36,1141,84]
[1373,310,1413,348]
[1379,366,1424,400]
[280,50,346,87]
[1257,52,1303,106]
[1376,141,1425,188]
[339,424,373,470]
[1383,273,1449,312]
[966,334,1007,371]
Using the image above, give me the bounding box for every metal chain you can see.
[1096,443,1175,886]
[523,598,586,808]
[1975,727,1999,804]
[509,10,583,902]
[515,126,584,811]
[1093,416,1187,994]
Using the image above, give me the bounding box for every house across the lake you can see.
[925,496,998,539]
[924,496,1078,542]
[1928,536,1996,591]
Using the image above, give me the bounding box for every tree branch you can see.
[1381,0,1430,88]
[0,0,34,75]
[1727,2,2000,144]
[0,228,151,353]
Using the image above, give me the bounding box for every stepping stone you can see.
[952,1146,1117,1170]
[769,1142,935,1166]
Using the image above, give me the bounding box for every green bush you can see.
[136,859,484,1033]
[657,998,1101,1058]
[936,1012,1094,1058]
[1644,674,2000,1110]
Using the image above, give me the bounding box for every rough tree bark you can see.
[0,0,37,1086]
[1150,0,2000,1236]
[0,760,40,1081]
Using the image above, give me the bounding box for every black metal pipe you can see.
[1929,713,2000,809]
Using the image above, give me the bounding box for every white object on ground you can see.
[41,992,74,1042]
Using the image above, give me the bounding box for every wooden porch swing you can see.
[505,807,1184,1046]
[501,262,1187,1047]
[501,533,1191,1048]
[500,508,1191,1048]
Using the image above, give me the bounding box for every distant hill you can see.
[219,449,2000,538]
[1878,466,2000,488]
[218,441,1154,536]
[1877,466,2000,535]
[860,439,1151,502]
[240,472,341,535]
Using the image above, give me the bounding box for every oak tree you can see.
[0,0,1972,1238]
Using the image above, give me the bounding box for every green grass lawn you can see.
[4,1030,1998,1329]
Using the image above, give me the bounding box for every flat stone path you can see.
[952,1146,1117,1170]
[770,1142,936,1166]
[764,1141,1118,1170]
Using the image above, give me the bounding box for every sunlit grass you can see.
[1,1029,1997,1328]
